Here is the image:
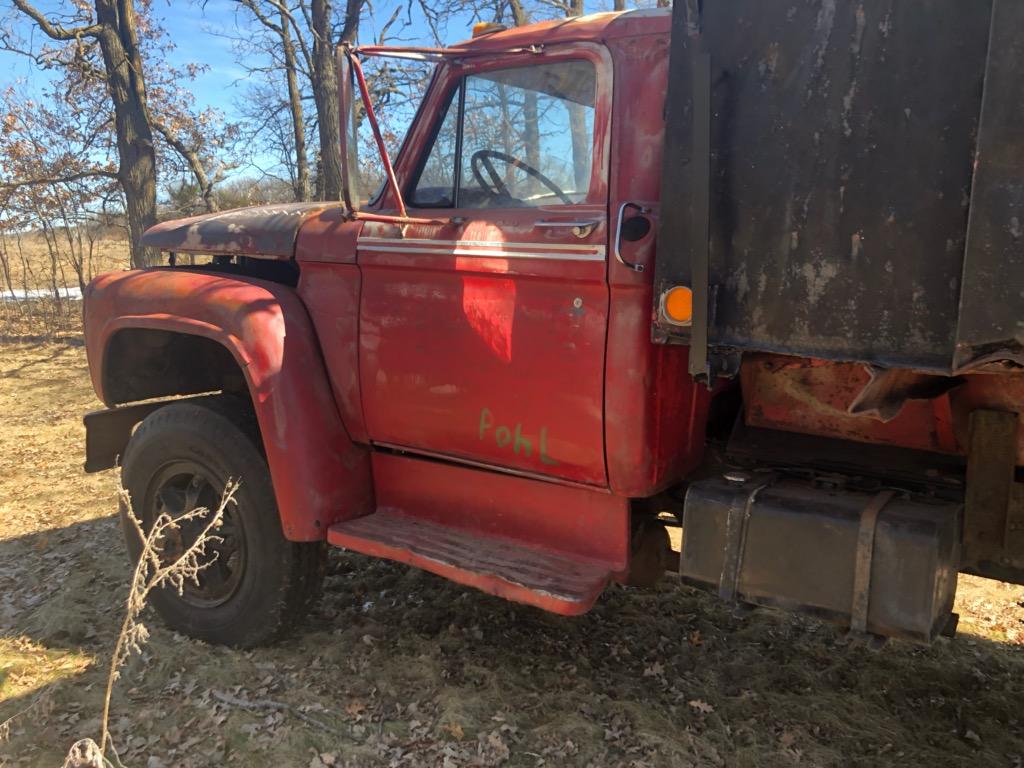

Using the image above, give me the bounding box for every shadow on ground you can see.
[1,512,1022,768]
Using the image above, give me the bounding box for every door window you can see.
[410,86,461,208]
[410,60,597,209]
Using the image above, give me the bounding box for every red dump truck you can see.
[83,2,1024,646]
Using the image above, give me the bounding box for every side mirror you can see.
[336,47,359,211]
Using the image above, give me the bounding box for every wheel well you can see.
[103,328,249,405]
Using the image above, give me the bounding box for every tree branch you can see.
[150,116,219,211]
[0,31,51,66]
[11,0,102,41]
[0,169,119,191]
[234,0,284,35]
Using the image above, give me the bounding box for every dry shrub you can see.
[0,296,83,341]
[61,480,240,768]
[0,231,129,340]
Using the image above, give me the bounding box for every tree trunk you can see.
[280,8,310,202]
[339,0,361,44]
[94,0,159,267]
[507,0,527,26]
[310,0,343,201]
[0,233,14,300]
[12,0,161,267]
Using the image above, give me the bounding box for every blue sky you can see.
[0,0,471,180]
[0,0,630,183]
[1,1,247,112]
[160,1,250,109]
[0,0,494,120]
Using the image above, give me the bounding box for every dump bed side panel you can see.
[955,0,1024,372]
[657,1,1014,373]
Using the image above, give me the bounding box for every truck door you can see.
[357,45,612,486]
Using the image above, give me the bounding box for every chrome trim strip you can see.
[359,236,605,254]
[358,244,605,261]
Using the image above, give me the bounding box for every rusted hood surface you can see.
[142,202,348,259]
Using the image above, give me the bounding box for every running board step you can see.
[328,510,610,615]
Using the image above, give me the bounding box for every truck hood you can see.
[141,202,348,259]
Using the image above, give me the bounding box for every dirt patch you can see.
[0,341,1022,767]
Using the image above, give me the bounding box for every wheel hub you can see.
[148,463,246,608]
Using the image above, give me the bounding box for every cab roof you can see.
[451,8,671,51]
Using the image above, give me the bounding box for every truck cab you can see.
[82,4,1024,647]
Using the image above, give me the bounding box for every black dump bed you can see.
[655,0,1024,376]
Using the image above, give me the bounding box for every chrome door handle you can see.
[614,201,650,273]
[534,219,601,238]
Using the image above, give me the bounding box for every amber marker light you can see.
[661,285,693,326]
[472,22,507,37]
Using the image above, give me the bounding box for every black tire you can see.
[119,398,326,647]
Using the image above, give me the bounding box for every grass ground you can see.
[0,340,1022,767]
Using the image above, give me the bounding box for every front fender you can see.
[84,268,372,540]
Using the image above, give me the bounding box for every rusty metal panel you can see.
[328,509,611,616]
[740,354,964,457]
[657,1,1014,373]
[84,400,167,472]
[654,0,698,333]
[84,395,222,472]
[364,451,630,569]
[84,268,373,541]
[1008,482,1024,557]
[142,202,346,259]
[964,409,1018,562]
[700,0,989,369]
[954,0,1024,373]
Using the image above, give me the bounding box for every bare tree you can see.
[9,0,159,267]
[1,83,119,307]
[231,0,364,202]
[6,2,239,264]
[233,0,314,201]
[151,116,230,213]
[281,6,312,201]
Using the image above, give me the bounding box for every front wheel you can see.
[119,399,326,647]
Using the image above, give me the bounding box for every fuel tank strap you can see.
[851,490,897,634]
[717,476,774,602]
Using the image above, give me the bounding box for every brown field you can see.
[0,234,129,343]
[1,339,1023,767]
[0,233,130,292]
[0,235,130,341]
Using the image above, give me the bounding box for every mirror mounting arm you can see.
[341,45,410,220]
[350,211,445,226]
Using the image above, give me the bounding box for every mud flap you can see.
[962,409,1024,582]
[84,396,213,473]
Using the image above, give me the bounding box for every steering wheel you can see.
[469,149,573,205]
